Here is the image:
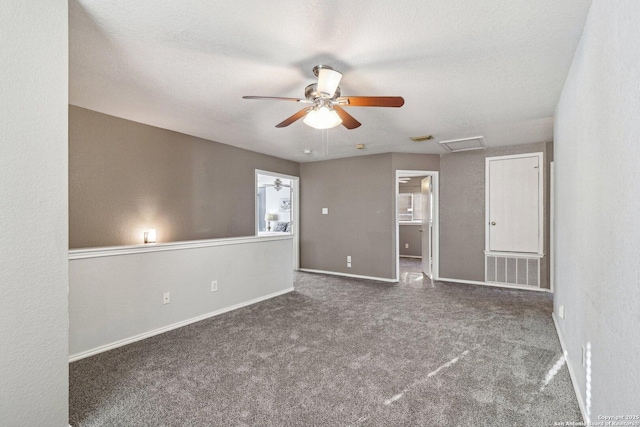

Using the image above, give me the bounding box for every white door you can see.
[421,177,432,277]
[487,155,541,253]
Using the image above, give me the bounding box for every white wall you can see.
[0,1,69,425]
[554,0,640,420]
[69,236,294,359]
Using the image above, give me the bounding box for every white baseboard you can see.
[552,313,588,423]
[69,288,294,362]
[399,255,422,259]
[437,277,551,293]
[299,268,398,283]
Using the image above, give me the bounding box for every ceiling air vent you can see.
[439,136,487,152]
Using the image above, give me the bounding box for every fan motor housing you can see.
[305,83,341,101]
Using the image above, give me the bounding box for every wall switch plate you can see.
[347,256,351,262]
[559,305,565,319]
[163,292,170,304]
[347,262,352,268]
[211,280,218,292]
[405,243,409,248]
[322,208,328,215]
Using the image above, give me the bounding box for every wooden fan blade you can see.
[275,107,312,128]
[243,96,307,102]
[333,106,361,129]
[336,96,405,107]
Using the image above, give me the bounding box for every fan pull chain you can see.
[324,129,329,157]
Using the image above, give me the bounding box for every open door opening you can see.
[395,170,439,281]
[256,170,300,270]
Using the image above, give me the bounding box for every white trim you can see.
[395,170,439,282]
[69,234,292,260]
[550,161,555,294]
[255,169,299,181]
[255,169,300,270]
[68,288,295,362]
[485,152,544,256]
[399,255,422,259]
[483,250,544,259]
[437,277,551,293]
[552,313,588,423]
[299,268,398,283]
[398,222,422,226]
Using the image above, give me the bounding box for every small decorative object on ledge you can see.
[144,229,156,244]
[265,214,278,231]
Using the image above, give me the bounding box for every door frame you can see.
[550,161,555,293]
[485,152,544,255]
[395,170,439,281]
[420,176,433,279]
[255,169,300,270]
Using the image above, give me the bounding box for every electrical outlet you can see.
[211,280,218,292]
[322,208,328,215]
[559,305,565,319]
[163,292,170,304]
[347,256,351,262]
[405,243,409,249]
[347,262,352,268]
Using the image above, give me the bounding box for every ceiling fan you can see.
[243,65,404,130]
[260,178,290,191]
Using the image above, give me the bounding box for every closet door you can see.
[487,153,542,254]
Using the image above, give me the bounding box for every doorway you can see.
[395,170,439,282]
[255,170,300,270]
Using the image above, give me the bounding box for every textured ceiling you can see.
[69,0,592,163]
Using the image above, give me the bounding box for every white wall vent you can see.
[439,136,487,152]
[486,254,539,287]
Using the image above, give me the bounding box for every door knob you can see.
[419,228,423,232]
[490,222,496,226]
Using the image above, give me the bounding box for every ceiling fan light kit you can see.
[303,103,343,129]
[243,65,404,130]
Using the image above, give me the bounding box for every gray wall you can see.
[391,153,440,172]
[0,1,69,424]
[69,106,299,248]
[439,143,552,288]
[399,225,422,257]
[300,153,438,280]
[300,153,394,278]
[554,0,640,417]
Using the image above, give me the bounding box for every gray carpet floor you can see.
[70,258,582,426]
